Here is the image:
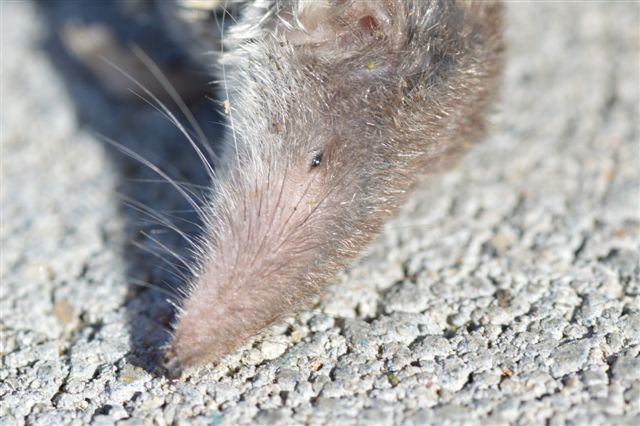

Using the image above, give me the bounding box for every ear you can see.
[278,0,404,53]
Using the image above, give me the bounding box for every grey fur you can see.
[162,0,504,374]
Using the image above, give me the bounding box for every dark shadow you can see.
[36,0,225,374]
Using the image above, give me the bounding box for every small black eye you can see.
[310,152,323,168]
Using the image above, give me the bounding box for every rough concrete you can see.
[1,1,639,425]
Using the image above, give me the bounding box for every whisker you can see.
[126,178,211,192]
[118,155,208,206]
[127,277,181,301]
[117,192,205,251]
[124,87,216,188]
[130,45,221,168]
[99,55,217,183]
[99,135,207,222]
[140,230,199,278]
[130,240,192,287]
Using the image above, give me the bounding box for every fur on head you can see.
[164,0,503,373]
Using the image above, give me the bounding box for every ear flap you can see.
[278,0,403,54]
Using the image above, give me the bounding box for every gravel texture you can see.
[1,1,639,425]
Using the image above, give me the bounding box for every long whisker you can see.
[99,134,207,222]
[130,45,221,168]
[115,137,209,207]
[123,89,215,191]
[99,56,217,182]
[130,240,192,289]
[140,230,199,278]
[128,277,181,300]
[126,178,211,194]
[117,193,205,251]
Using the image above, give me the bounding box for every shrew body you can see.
[162,0,504,374]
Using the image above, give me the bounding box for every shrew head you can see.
[166,0,503,371]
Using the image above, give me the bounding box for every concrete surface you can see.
[1,1,639,425]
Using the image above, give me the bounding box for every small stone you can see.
[386,373,400,387]
[551,339,591,378]
[309,314,334,332]
[260,339,288,360]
